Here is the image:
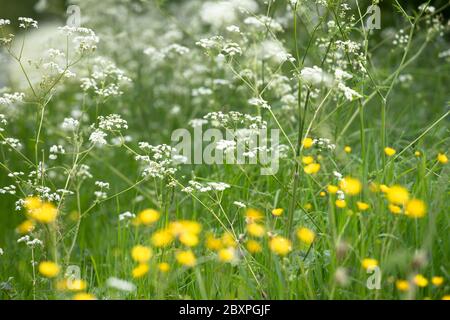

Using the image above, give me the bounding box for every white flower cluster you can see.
[300,66,362,101]
[94,181,109,200]
[256,40,294,64]
[61,117,80,131]
[58,26,99,53]
[300,66,333,87]
[313,138,336,151]
[7,171,24,178]
[89,129,108,146]
[18,17,38,29]
[0,92,25,106]
[199,0,258,28]
[181,180,231,193]
[49,145,65,160]
[143,44,190,64]
[393,29,409,47]
[106,277,136,292]
[18,235,43,248]
[418,3,435,14]
[80,57,131,98]
[0,19,10,27]
[119,211,136,221]
[204,111,267,129]
[0,114,7,132]
[2,137,22,149]
[233,201,246,208]
[77,164,93,179]
[136,143,179,179]
[196,36,224,50]
[0,185,16,195]
[222,42,242,57]
[35,186,64,202]
[192,87,213,97]
[98,114,128,131]
[196,36,243,59]
[248,97,272,110]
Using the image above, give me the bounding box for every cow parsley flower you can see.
[18,17,38,29]
[89,129,107,145]
[61,118,79,131]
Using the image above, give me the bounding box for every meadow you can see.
[0,0,449,300]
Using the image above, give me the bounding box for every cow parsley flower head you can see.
[98,114,128,131]
[0,19,11,27]
[18,17,38,29]
[61,118,79,131]
[300,66,333,87]
[89,129,107,145]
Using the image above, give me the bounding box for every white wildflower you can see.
[119,211,136,221]
[106,277,136,292]
[89,129,107,145]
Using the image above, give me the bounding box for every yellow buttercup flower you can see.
[218,247,236,263]
[205,234,223,251]
[437,153,448,164]
[388,204,402,214]
[344,146,352,153]
[176,250,196,267]
[384,147,396,157]
[269,236,292,256]
[356,201,369,211]
[361,258,378,270]
[304,163,320,174]
[179,232,199,247]
[431,276,444,286]
[169,220,202,236]
[157,262,170,273]
[16,219,35,234]
[339,177,362,196]
[304,203,313,211]
[132,263,149,278]
[246,223,265,238]
[296,227,315,245]
[302,137,314,149]
[413,274,428,287]
[405,199,426,218]
[327,185,339,194]
[396,280,410,292]
[302,156,314,165]
[38,261,60,278]
[29,202,58,223]
[442,295,450,300]
[131,245,152,263]
[414,151,421,157]
[67,279,87,291]
[221,232,237,248]
[245,208,263,223]
[137,209,160,225]
[379,184,390,193]
[24,197,42,211]
[151,229,173,247]
[386,185,409,205]
[335,199,346,208]
[246,240,262,253]
[271,208,284,216]
[320,191,326,197]
[73,293,96,300]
